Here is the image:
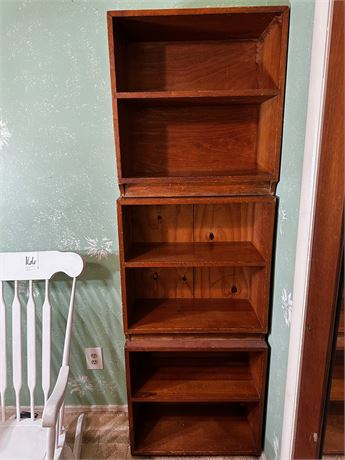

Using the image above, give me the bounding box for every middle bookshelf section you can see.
[118,196,275,336]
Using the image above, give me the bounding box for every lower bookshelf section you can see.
[132,403,261,456]
[126,340,267,455]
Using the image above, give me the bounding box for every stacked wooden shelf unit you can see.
[108,6,289,456]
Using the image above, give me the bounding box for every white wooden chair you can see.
[0,251,84,460]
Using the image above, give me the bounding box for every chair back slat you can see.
[42,279,52,404]
[27,280,36,420]
[12,280,22,421]
[0,282,7,422]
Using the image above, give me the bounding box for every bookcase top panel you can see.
[108,6,289,42]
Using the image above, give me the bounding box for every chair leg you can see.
[73,413,84,459]
[47,426,56,460]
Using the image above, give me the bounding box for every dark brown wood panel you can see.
[120,40,270,92]
[293,1,344,458]
[118,195,276,206]
[126,336,268,352]
[116,89,279,101]
[109,6,286,17]
[119,101,260,178]
[122,179,275,197]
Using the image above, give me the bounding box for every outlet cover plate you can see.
[85,347,103,370]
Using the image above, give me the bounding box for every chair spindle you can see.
[0,281,7,422]
[42,279,51,404]
[12,280,22,422]
[27,280,36,421]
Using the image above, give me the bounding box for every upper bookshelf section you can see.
[107,7,289,197]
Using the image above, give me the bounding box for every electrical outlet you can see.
[85,347,103,370]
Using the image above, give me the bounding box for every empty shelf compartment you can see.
[109,8,288,93]
[129,298,262,333]
[119,200,275,266]
[129,350,266,402]
[132,403,262,455]
[125,266,268,333]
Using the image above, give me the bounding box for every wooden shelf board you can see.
[109,6,288,18]
[119,170,273,184]
[129,298,263,334]
[133,405,258,455]
[116,89,278,103]
[132,362,259,402]
[119,195,276,205]
[323,403,345,455]
[126,337,267,352]
[125,242,266,267]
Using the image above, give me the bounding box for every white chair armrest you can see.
[42,366,69,428]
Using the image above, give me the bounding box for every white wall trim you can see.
[280,1,334,458]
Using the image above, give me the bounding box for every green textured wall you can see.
[0,0,314,457]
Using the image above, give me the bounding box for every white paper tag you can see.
[24,252,39,271]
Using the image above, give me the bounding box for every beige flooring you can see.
[63,409,345,460]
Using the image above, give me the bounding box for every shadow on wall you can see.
[51,254,121,282]
[64,254,126,405]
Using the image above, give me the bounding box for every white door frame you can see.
[280,0,334,458]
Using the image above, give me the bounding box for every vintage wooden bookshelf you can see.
[108,6,289,456]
